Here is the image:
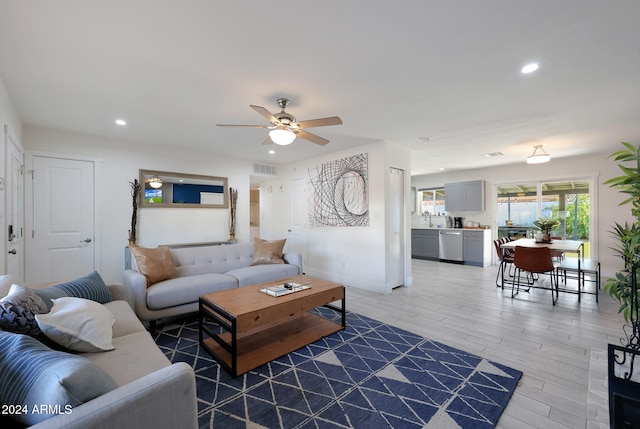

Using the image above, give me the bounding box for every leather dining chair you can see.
[494,237,515,288]
[513,246,558,305]
[550,236,564,262]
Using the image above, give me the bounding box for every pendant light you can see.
[526,145,551,164]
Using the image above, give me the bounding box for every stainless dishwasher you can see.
[439,230,464,263]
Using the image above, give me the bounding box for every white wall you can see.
[23,126,254,284]
[411,151,635,278]
[260,141,412,294]
[0,77,23,274]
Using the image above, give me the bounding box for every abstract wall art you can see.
[308,153,369,227]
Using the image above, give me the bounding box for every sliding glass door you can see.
[497,179,592,258]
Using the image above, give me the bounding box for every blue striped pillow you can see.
[35,271,112,310]
[0,330,117,425]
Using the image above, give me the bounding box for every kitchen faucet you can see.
[423,211,433,227]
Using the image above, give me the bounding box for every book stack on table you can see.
[260,281,311,297]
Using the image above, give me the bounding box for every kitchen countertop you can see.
[411,226,491,231]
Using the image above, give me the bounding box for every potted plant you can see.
[603,141,640,348]
[530,217,559,243]
[603,142,640,427]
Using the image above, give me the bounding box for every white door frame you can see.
[4,126,24,280]
[388,166,406,292]
[287,177,308,271]
[25,150,102,284]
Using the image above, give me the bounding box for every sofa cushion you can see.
[0,284,48,337]
[146,273,238,310]
[105,300,148,338]
[0,330,118,426]
[227,263,301,287]
[172,243,253,277]
[35,271,113,310]
[129,245,177,286]
[250,238,286,266]
[0,274,17,299]
[83,331,171,386]
[36,297,115,352]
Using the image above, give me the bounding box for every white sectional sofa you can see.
[123,242,303,330]
[0,274,197,429]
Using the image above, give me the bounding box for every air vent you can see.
[253,163,279,176]
[482,152,504,158]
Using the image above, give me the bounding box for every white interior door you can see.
[287,178,308,272]
[5,129,24,281]
[30,156,95,283]
[388,167,405,289]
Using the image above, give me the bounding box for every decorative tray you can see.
[260,281,311,297]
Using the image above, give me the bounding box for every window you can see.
[418,188,445,215]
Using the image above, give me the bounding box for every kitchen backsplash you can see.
[412,213,493,228]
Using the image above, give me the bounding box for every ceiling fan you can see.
[217,98,342,146]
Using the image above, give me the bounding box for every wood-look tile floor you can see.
[344,259,621,429]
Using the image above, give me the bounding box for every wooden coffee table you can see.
[199,275,345,377]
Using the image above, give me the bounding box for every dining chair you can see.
[513,246,558,305]
[557,258,600,303]
[494,237,515,288]
[550,236,564,262]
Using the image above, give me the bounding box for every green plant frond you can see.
[615,196,635,207]
[611,152,637,162]
[621,141,637,153]
[605,141,640,326]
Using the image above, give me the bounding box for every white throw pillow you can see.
[36,297,115,352]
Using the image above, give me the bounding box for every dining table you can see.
[500,237,584,257]
[499,238,586,299]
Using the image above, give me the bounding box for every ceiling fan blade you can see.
[295,129,329,146]
[250,105,280,125]
[295,116,343,129]
[216,124,272,128]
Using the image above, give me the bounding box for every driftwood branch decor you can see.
[229,187,238,242]
[129,179,140,244]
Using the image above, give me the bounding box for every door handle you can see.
[81,238,93,243]
[8,249,16,255]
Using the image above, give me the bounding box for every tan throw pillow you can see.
[129,245,177,287]
[251,238,286,266]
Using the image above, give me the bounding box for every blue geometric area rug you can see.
[154,308,522,429]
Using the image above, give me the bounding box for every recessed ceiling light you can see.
[269,149,275,155]
[521,63,539,74]
[439,168,445,171]
[115,119,127,126]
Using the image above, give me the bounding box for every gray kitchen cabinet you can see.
[444,180,485,211]
[411,229,439,260]
[463,229,491,267]
[411,229,424,257]
[444,182,463,211]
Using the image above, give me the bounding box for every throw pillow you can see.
[36,297,115,352]
[129,245,177,286]
[35,271,112,310]
[0,330,118,426]
[0,284,48,337]
[250,238,286,266]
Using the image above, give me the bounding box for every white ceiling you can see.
[0,1,638,176]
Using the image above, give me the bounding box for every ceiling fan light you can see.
[149,177,163,188]
[526,145,551,164]
[269,127,296,145]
